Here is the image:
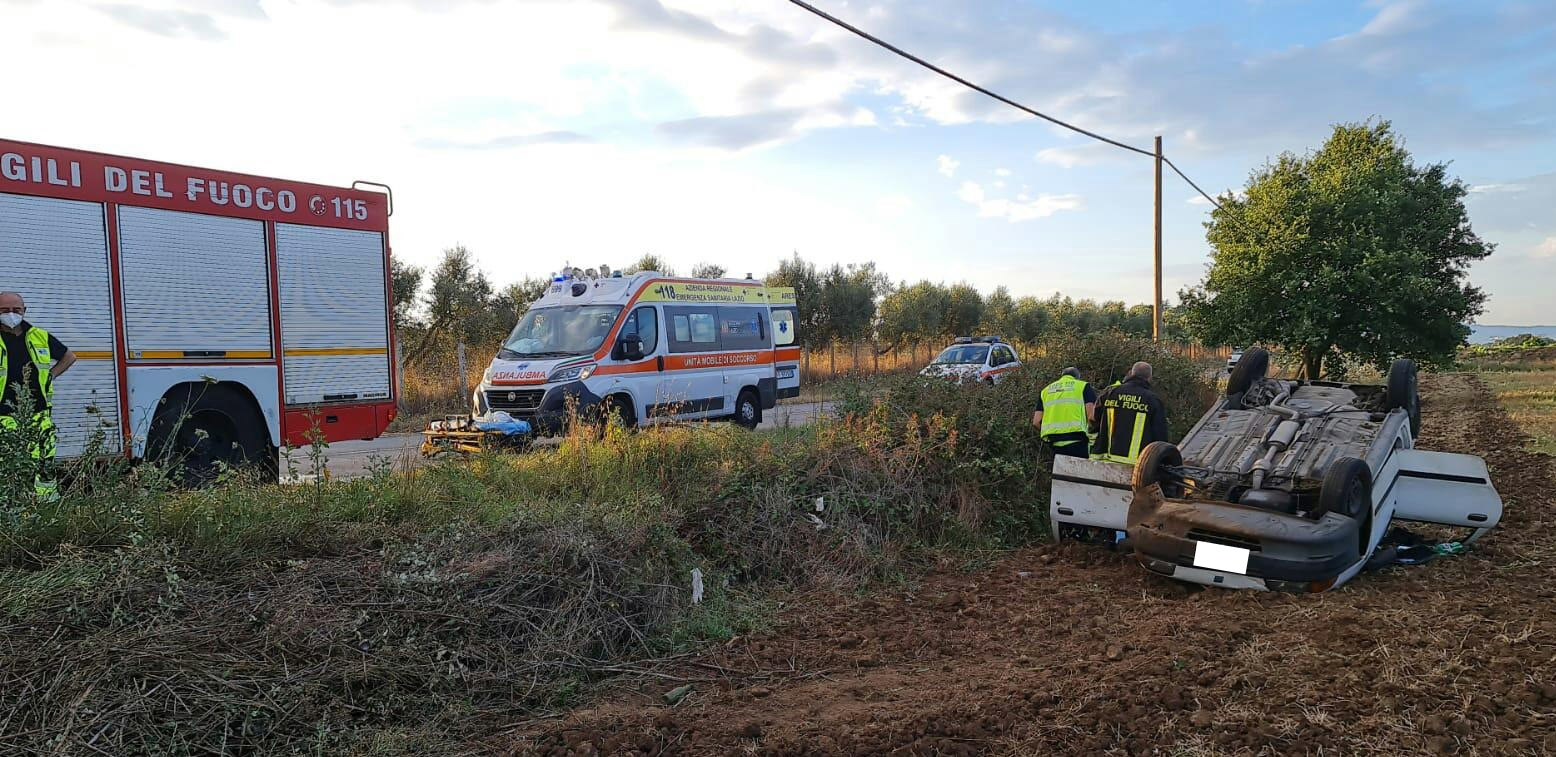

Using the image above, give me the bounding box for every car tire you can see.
[1313,457,1371,523]
[732,389,760,430]
[1132,441,1185,498]
[1385,358,1421,438]
[146,383,271,487]
[1225,346,1270,398]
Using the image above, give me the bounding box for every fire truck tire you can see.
[146,383,271,487]
[732,389,761,430]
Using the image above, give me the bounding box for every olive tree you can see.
[1179,121,1491,377]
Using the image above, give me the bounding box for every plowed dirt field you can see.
[513,374,1556,755]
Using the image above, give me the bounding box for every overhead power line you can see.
[785,0,1155,159]
[786,0,1228,209]
[1162,157,1224,211]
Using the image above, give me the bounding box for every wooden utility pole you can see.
[1153,135,1163,341]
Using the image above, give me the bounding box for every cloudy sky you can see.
[6,0,1555,324]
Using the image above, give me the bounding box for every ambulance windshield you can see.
[933,345,989,365]
[500,305,623,358]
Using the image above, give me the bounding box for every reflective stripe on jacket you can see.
[0,326,56,412]
[1039,375,1089,438]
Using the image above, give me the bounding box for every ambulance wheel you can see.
[1226,346,1270,397]
[146,383,270,487]
[1313,457,1371,524]
[732,389,761,430]
[600,395,637,431]
[1132,441,1185,498]
[1385,359,1421,438]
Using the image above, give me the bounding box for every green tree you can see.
[390,258,424,329]
[625,253,676,276]
[1179,120,1491,377]
[1007,296,1051,341]
[690,262,727,279]
[945,283,985,337]
[409,245,496,362]
[876,281,950,345]
[818,262,887,342]
[983,286,1015,336]
[765,253,824,347]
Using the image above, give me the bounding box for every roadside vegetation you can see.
[1461,335,1556,456]
[0,333,1208,754]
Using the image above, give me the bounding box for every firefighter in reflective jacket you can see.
[0,292,76,501]
[1092,361,1168,464]
[1033,367,1097,458]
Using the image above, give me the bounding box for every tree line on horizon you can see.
[390,249,1169,365]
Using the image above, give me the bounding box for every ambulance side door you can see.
[659,305,726,420]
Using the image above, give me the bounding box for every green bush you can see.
[0,334,1216,752]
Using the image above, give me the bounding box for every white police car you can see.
[919,336,1022,385]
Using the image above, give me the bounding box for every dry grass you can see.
[1481,370,1556,456]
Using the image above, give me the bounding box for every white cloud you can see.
[957,181,1083,222]
[937,154,960,177]
[1186,195,1212,206]
[994,168,1012,176]
[1469,183,1527,194]
[1534,236,1556,259]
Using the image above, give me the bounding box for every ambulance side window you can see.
[717,306,769,351]
[621,306,657,357]
[667,306,718,353]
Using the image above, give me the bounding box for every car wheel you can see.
[732,389,760,430]
[1131,441,1185,498]
[146,384,271,487]
[1313,457,1371,522]
[1225,346,1270,398]
[1385,358,1421,438]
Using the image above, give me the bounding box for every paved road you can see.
[283,400,834,481]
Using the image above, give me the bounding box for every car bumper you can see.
[1127,485,1364,591]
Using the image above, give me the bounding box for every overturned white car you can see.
[1051,347,1502,592]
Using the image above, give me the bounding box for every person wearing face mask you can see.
[0,292,76,502]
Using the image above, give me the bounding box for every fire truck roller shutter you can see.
[117,207,273,358]
[275,224,390,406]
[0,192,122,456]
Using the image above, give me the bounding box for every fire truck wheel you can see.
[732,389,761,430]
[146,383,270,487]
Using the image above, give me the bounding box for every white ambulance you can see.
[0,138,397,480]
[472,271,800,432]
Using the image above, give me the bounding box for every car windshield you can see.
[933,345,989,365]
[499,305,623,358]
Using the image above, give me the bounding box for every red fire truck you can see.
[0,138,397,479]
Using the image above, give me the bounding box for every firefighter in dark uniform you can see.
[1092,361,1169,464]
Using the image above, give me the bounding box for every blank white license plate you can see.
[1192,541,1250,574]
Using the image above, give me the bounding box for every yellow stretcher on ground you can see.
[420,415,533,457]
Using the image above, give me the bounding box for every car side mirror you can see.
[615,336,644,361]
